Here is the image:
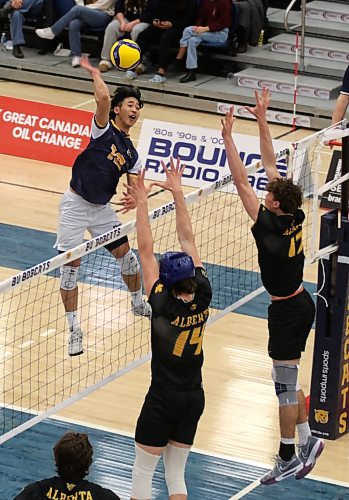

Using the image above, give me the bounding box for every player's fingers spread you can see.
[161,160,169,174]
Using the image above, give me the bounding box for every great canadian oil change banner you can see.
[0,96,93,166]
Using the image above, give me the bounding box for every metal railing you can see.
[284,0,307,71]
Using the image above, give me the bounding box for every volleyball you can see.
[110,39,141,71]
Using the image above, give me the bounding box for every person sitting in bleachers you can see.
[125,0,198,83]
[235,0,265,54]
[0,0,43,58]
[99,0,159,73]
[175,0,232,83]
[35,0,114,68]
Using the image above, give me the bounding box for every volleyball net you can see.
[0,122,347,444]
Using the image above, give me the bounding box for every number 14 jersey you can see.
[148,267,212,391]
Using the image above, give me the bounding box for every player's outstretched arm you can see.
[221,107,260,222]
[152,158,202,267]
[245,89,280,181]
[128,170,159,296]
[332,94,349,125]
[80,55,111,128]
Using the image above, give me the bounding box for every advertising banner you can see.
[0,96,93,166]
[138,119,289,192]
[320,150,342,209]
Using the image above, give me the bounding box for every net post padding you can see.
[341,134,349,218]
[309,209,349,440]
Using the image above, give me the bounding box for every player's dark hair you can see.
[54,432,93,483]
[266,177,303,214]
[109,86,144,121]
[172,277,197,296]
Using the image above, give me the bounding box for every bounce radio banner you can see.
[138,119,289,192]
[0,96,93,166]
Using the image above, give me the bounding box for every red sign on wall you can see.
[0,96,94,167]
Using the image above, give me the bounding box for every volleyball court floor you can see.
[1,223,348,499]
[1,82,349,499]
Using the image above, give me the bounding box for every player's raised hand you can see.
[80,55,100,77]
[119,170,150,212]
[152,157,185,194]
[221,106,234,139]
[245,88,271,120]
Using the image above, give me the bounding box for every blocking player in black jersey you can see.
[56,56,151,357]
[127,158,212,499]
[14,432,120,499]
[221,88,324,485]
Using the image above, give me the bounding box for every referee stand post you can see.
[309,133,349,440]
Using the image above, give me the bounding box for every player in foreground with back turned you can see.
[221,88,324,484]
[14,432,120,499]
[128,159,212,499]
[56,56,151,357]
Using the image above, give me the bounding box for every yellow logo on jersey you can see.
[190,304,197,311]
[107,144,126,170]
[314,409,329,424]
[66,483,76,491]
[171,308,209,328]
[155,283,164,294]
[46,486,94,499]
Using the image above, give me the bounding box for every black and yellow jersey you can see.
[13,476,120,499]
[251,204,305,296]
[148,267,212,391]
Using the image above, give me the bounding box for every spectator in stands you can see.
[14,432,120,499]
[35,0,114,67]
[235,0,265,54]
[175,0,232,83]
[331,64,349,124]
[99,0,159,73]
[125,0,197,84]
[0,0,43,58]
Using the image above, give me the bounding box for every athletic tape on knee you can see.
[163,444,190,496]
[117,250,140,275]
[131,444,161,499]
[60,266,79,291]
[272,364,299,406]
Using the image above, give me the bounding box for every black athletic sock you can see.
[279,442,295,462]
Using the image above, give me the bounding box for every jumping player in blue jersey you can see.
[127,159,212,500]
[56,56,151,357]
[221,89,324,484]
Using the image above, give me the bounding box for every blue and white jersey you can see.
[70,117,141,205]
[340,64,349,96]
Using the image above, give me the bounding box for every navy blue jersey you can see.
[340,64,349,96]
[70,118,141,205]
[251,205,305,296]
[148,267,212,390]
[13,476,120,500]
